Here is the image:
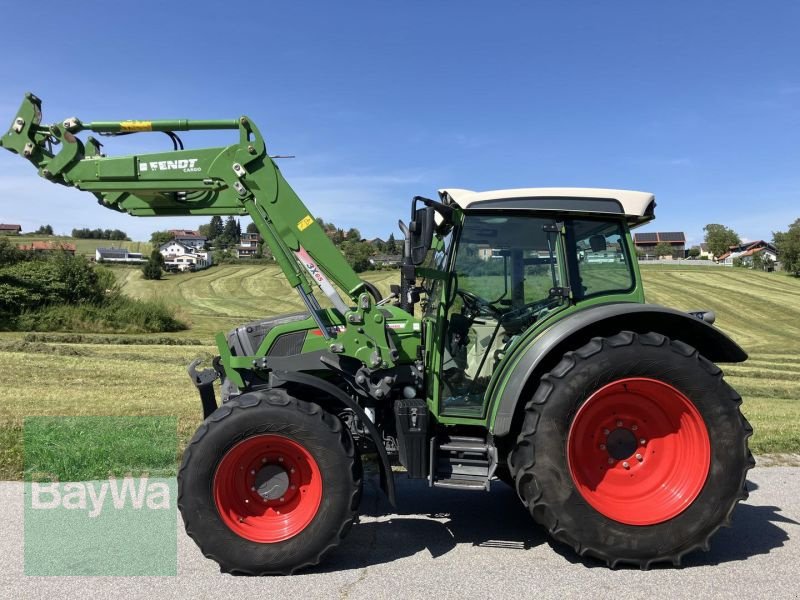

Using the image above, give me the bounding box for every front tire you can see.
[509,331,754,568]
[178,389,362,575]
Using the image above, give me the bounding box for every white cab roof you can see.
[438,187,656,224]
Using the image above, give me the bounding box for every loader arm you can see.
[1,93,397,367]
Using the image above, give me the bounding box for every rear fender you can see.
[491,303,747,437]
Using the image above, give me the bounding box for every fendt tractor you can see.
[2,94,753,574]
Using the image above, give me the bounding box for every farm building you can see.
[0,223,21,235]
[633,231,686,256]
[369,254,402,267]
[95,247,145,263]
[16,241,76,255]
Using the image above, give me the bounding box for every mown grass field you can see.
[0,263,798,479]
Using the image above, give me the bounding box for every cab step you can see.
[429,435,497,491]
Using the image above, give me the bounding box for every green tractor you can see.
[2,94,753,573]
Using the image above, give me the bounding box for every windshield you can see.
[452,214,563,319]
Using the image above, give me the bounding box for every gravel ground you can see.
[1,466,798,599]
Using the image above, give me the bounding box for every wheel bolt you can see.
[244,499,249,503]
[603,429,610,435]
[262,457,267,463]
[290,467,296,474]
[250,469,255,475]
[278,457,284,463]
[290,484,297,490]
[631,424,638,431]
[279,497,285,502]
[250,486,256,491]
[599,444,606,450]
[622,461,630,469]
[616,420,623,427]
[608,458,615,465]
[636,453,643,461]
[640,438,646,445]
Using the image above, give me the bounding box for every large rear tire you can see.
[508,331,754,568]
[178,389,362,575]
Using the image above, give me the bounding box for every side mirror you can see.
[589,234,607,252]
[410,206,435,265]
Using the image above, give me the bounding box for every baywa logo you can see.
[139,158,201,173]
[31,477,171,518]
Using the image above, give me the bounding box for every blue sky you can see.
[0,1,798,246]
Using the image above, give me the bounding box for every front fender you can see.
[491,303,747,437]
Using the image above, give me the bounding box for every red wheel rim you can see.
[213,434,322,543]
[566,378,710,526]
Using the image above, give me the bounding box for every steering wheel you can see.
[456,289,502,319]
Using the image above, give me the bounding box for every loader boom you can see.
[1,93,397,363]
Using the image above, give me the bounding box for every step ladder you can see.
[429,435,497,491]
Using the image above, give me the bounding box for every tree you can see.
[703,224,741,259]
[342,240,374,272]
[208,216,224,241]
[142,250,164,280]
[653,242,674,259]
[35,225,54,235]
[345,228,361,242]
[246,222,259,234]
[386,233,398,254]
[774,218,800,276]
[687,246,700,258]
[150,230,174,247]
[220,216,239,248]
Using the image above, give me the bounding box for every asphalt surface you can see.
[2,467,798,600]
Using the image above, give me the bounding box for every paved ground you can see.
[2,467,798,599]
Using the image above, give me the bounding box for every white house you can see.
[168,229,207,251]
[159,240,211,271]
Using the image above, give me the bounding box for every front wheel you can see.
[178,389,362,575]
[509,331,754,568]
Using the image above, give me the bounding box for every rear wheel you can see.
[509,331,753,568]
[178,389,362,575]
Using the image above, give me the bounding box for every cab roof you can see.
[438,187,656,226]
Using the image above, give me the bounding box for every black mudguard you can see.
[492,303,747,437]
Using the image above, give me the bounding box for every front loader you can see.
[2,94,754,573]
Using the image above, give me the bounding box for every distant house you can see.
[0,224,21,235]
[718,241,778,270]
[167,229,206,251]
[698,243,714,260]
[369,254,402,267]
[236,232,261,258]
[633,231,686,259]
[17,241,76,255]
[159,240,211,271]
[95,247,145,263]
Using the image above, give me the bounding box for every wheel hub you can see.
[605,427,638,460]
[254,464,290,500]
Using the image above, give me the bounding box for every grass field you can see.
[0,263,798,479]
[11,235,152,257]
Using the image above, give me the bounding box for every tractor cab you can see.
[416,188,656,421]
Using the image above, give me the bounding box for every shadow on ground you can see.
[317,476,797,573]
[316,478,546,573]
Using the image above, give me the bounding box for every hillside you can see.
[11,235,152,257]
[117,263,800,455]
